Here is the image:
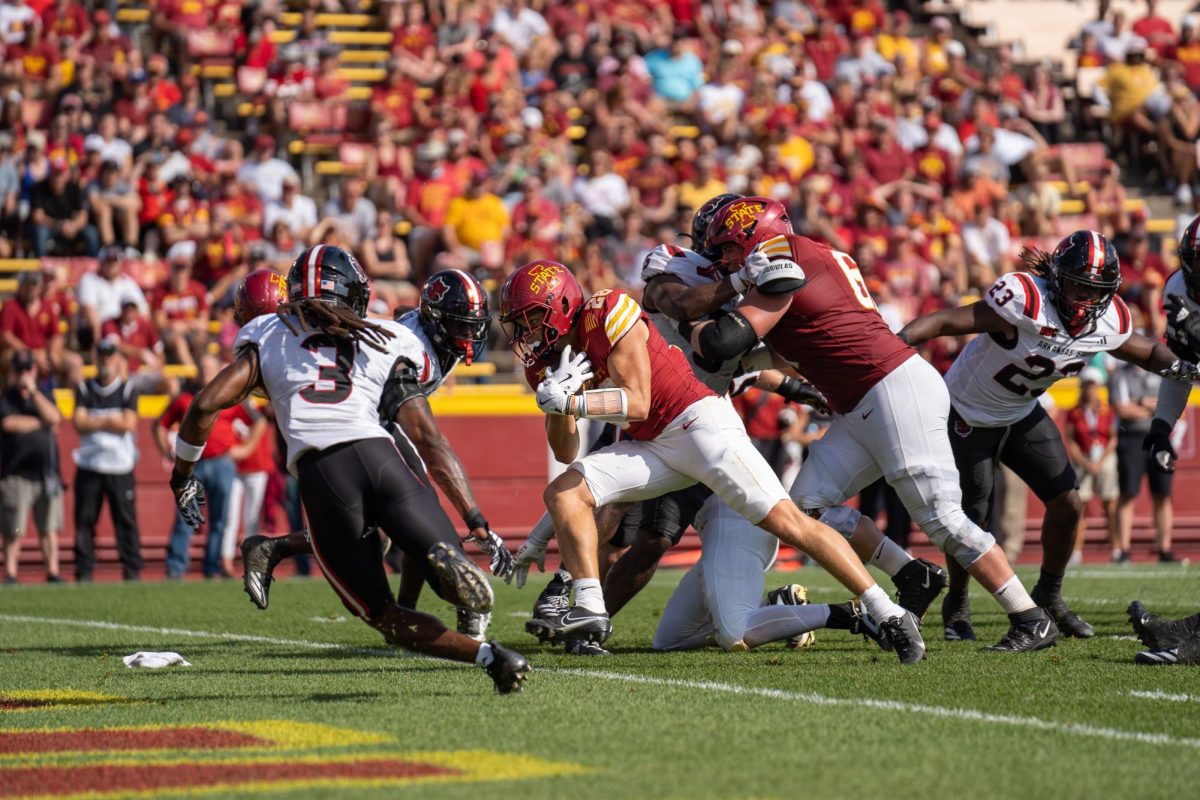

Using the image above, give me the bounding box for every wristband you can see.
[775,376,806,403]
[174,438,206,462]
[573,387,629,423]
[464,508,488,532]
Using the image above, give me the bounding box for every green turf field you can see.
[1,564,1198,800]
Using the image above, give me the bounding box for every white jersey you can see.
[947,272,1134,427]
[640,243,744,393]
[1156,270,1197,425]
[235,312,451,474]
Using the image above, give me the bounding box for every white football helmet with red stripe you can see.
[285,245,372,318]
[418,269,492,366]
[1050,230,1120,335]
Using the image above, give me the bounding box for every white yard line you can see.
[4,613,1200,751]
[1129,690,1200,703]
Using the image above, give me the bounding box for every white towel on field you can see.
[122,651,192,668]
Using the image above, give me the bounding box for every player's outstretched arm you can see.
[1113,333,1198,474]
[687,288,791,362]
[898,301,1011,347]
[643,274,739,322]
[1111,332,1199,381]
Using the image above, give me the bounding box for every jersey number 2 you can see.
[300,334,354,404]
[993,355,1084,397]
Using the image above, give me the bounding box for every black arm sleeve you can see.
[379,357,424,423]
[696,311,759,362]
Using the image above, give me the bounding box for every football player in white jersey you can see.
[237,269,514,642]
[168,246,528,693]
[898,230,1199,646]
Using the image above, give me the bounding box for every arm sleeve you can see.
[1154,378,1191,426]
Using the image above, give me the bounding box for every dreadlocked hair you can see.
[276,299,395,353]
[1020,246,1055,279]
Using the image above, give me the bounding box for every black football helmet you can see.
[419,269,492,365]
[1050,230,1121,334]
[286,245,371,317]
[691,193,743,259]
[1178,215,1200,299]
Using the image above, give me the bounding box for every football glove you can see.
[471,529,514,582]
[1158,358,1200,384]
[1144,419,1178,474]
[1164,294,1200,363]
[730,250,771,293]
[513,538,548,590]
[729,370,762,398]
[536,345,593,415]
[170,472,207,529]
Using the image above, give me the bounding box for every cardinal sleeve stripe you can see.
[605,295,640,345]
[1014,273,1039,319]
[1114,295,1131,334]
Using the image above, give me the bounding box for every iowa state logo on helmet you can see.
[527,261,565,295]
[425,275,450,302]
[722,199,766,231]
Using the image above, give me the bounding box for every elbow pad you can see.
[697,311,759,362]
[379,358,424,422]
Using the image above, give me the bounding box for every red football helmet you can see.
[705,196,793,267]
[499,260,583,367]
[234,269,288,326]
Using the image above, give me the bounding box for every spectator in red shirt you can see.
[400,140,460,276]
[1064,367,1119,564]
[371,61,418,129]
[805,17,849,83]
[39,0,86,42]
[1131,0,1175,54]
[1168,17,1200,90]
[158,174,210,247]
[146,55,182,113]
[100,299,162,373]
[81,9,131,81]
[151,249,209,370]
[0,271,61,373]
[389,0,443,84]
[863,120,913,184]
[313,48,350,101]
[155,353,239,579]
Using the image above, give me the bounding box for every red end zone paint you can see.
[0,728,270,754]
[0,759,462,797]
[0,701,52,711]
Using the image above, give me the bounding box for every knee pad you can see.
[805,505,862,539]
[912,501,995,569]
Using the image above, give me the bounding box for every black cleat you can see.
[941,590,976,642]
[527,606,612,645]
[525,573,571,643]
[877,611,927,664]
[1127,601,1200,650]
[765,583,816,649]
[563,639,611,656]
[456,608,491,642]
[1031,584,1094,638]
[484,640,530,693]
[240,535,289,610]
[893,558,948,621]
[428,543,493,614]
[1135,636,1200,665]
[985,608,1059,653]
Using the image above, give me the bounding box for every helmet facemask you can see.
[1054,273,1117,334]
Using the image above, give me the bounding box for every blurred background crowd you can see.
[2,0,1198,580]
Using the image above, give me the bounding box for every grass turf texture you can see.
[1,564,1198,800]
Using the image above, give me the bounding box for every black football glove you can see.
[170,471,207,529]
[1143,418,1178,474]
[1164,294,1200,363]
[775,375,830,413]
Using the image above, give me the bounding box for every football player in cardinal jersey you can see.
[899,230,1198,643]
[686,197,1060,653]
[237,269,514,641]
[168,247,528,693]
[499,259,927,663]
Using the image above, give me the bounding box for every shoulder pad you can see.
[601,291,642,346]
[985,273,1046,334]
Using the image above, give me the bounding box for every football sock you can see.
[555,568,573,584]
[475,642,494,667]
[870,537,913,577]
[574,578,607,614]
[993,576,1037,614]
[1035,568,1064,596]
[742,604,831,649]
[860,584,905,621]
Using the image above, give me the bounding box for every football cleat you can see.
[456,608,492,642]
[877,611,927,664]
[893,558,948,621]
[240,535,289,610]
[1031,584,1094,638]
[941,590,976,642]
[527,606,612,645]
[563,639,611,656]
[765,583,816,649]
[985,608,1059,653]
[525,573,572,643]
[484,640,530,693]
[1127,601,1200,650]
[427,543,494,614]
[1134,635,1200,666]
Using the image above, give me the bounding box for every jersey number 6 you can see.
[300,334,355,404]
[832,251,878,311]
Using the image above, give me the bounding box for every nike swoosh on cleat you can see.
[1036,621,1051,638]
[862,409,874,420]
[921,574,931,589]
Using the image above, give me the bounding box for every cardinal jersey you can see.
[523,289,713,441]
[641,244,744,393]
[947,272,1133,427]
[757,234,916,414]
[235,313,438,474]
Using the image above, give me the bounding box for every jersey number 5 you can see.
[832,251,878,311]
[300,334,354,404]
[993,354,1084,397]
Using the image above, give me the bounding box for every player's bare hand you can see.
[169,471,207,529]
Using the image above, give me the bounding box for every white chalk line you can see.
[1129,690,1200,703]
[3,614,1200,751]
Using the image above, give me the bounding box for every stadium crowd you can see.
[1,0,1198,580]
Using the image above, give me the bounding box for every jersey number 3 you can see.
[993,354,1084,397]
[300,334,354,404]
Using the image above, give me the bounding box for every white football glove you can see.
[547,345,593,395]
[513,513,555,589]
[536,377,574,415]
[729,370,762,398]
